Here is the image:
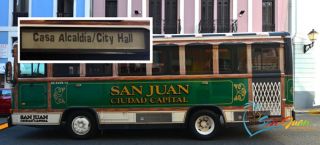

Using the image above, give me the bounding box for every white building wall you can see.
[291,0,320,108]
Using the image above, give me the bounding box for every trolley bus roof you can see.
[153,32,290,45]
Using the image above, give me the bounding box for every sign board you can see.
[21,28,146,50]
[19,18,152,63]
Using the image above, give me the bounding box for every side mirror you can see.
[5,62,12,83]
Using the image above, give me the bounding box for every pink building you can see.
[92,0,288,34]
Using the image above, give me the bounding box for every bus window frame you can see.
[218,43,247,74]
[152,44,180,76]
[185,43,214,75]
[18,63,47,78]
[251,43,281,74]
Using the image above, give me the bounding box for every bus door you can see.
[18,63,47,109]
[251,43,282,116]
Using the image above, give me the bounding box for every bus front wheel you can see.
[66,111,97,139]
[188,110,221,140]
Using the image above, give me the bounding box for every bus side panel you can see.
[18,82,48,109]
[285,76,293,104]
[50,78,248,109]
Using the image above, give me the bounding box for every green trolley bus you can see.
[6,32,294,139]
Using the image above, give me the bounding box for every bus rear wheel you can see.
[188,110,221,140]
[66,111,97,139]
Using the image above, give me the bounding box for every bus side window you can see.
[118,64,146,76]
[86,64,112,77]
[53,64,80,77]
[152,45,179,75]
[252,44,279,72]
[219,44,247,74]
[19,63,46,77]
[185,44,213,75]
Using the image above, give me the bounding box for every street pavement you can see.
[0,114,319,145]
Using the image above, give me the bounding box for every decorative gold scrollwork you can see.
[53,87,66,104]
[234,83,247,101]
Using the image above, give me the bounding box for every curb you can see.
[295,110,320,114]
[0,123,8,131]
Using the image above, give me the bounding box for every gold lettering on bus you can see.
[110,86,120,95]
[111,84,189,97]
[155,85,167,95]
[177,85,189,94]
[120,86,132,96]
[131,85,143,95]
[109,84,190,105]
[146,85,154,97]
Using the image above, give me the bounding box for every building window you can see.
[262,0,275,32]
[105,0,117,17]
[86,64,112,77]
[219,44,247,74]
[200,0,214,33]
[186,44,213,75]
[252,44,279,72]
[149,0,162,34]
[118,64,146,76]
[53,64,80,77]
[217,0,230,33]
[149,0,179,34]
[164,0,179,34]
[13,0,29,26]
[152,45,180,75]
[57,0,74,17]
[19,63,46,78]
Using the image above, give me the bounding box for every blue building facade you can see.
[0,0,90,88]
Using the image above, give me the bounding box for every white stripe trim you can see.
[233,0,238,20]
[53,0,57,17]
[142,0,147,17]
[179,0,184,34]
[127,0,132,17]
[29,0,32,17]
[194,0,199,34]
[248,0,252,32]
[85,0,91,17]
[73,0,77,17]
[98,111,186,124]
[8,0,13,26]
[12,112,62,125]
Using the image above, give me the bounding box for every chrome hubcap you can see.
[195,115,215,135]
[72,116,91,136]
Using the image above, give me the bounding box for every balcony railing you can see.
[198,19,238,33]
[199,19,215,33]
[263,24,275,32]
[153,19,181,34]
[164,19,181,34]
[153,19,162,34]
[12,12,28,26]
[57,12,73,17]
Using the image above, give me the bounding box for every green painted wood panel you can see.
[51,78,248,109]
[18,83,47,109]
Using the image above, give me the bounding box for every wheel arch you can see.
[185,106,225,126]
[60,107,100,127]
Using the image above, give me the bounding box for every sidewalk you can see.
[295,106,320,114]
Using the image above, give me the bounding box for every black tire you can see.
[66,111,98,139]
[188,110,221,140]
